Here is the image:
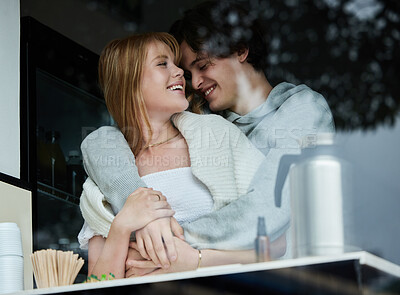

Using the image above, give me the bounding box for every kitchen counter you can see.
[10,251,400,295]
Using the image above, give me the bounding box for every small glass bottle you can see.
[255,216,271,262]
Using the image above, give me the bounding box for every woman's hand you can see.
[135,217,184,269]
[88,188,174,279]
[113,188,175,234]
[127,237,198,275]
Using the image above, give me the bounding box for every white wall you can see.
[0,0,20,179]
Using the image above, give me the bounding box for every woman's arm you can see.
[126,237,256,277]
[88,220,132,278]
[200,249,256,267]
[87,188,175,279]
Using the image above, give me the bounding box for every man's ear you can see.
[237,48,249,63]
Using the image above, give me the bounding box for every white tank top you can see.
[78,167,213,249]
[141,167,213,223]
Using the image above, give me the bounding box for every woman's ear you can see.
[237,48,249,63]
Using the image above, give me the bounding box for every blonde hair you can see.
[98,32,181,156]
[187,92,207,114]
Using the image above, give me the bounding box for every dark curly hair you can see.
[169,0,269,74]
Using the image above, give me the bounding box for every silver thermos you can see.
[275,134,358,258]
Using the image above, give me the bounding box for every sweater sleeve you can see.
[80,126,147,214]
[181,156,291,250]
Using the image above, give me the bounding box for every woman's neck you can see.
[142,119,179,148]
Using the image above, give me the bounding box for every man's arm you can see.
[181,156,291,255]
[180,93,335,255]
[81,126,147,213]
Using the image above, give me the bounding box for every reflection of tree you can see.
[250,0,400,130]
[82,0,142,30]
[84,0,399,130]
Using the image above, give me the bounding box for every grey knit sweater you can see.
[80,82,334,250]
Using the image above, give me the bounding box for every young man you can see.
[169,1,334,156]
[79,1,334,271]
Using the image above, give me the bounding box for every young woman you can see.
[80,32,287,279]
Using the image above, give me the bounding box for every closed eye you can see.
[157,61,167,66]
[198,58,213,71]
[199,63,208,71]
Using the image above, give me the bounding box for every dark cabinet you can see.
[20,17,112,281]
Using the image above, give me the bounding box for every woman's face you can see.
[180,41,241,112]
[141,41,188,120]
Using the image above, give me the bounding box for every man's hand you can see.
[127,237,198,275]
[134,217,185,269]
[135,217,178,269]
[125,247,158,277]
[171,217,185,241]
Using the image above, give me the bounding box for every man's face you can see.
[180,41,241,112]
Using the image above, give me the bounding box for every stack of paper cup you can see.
[0,223,24,294]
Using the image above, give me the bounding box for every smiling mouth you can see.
[204,85,216,97]
[167,84,184,91]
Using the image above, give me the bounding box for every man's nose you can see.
[192,73,203,90]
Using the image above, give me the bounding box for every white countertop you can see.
[10,251,400,295]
